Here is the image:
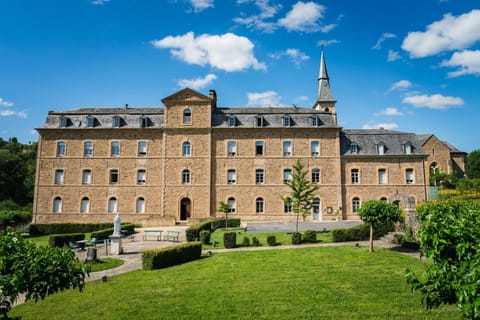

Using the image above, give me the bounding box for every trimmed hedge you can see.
[223,232,237,248]
[142,242,202,270]
[199,230,211,244]
[211,218,241,230]
[90,223,135,241]
[291,232,302,245]
[49,233,85,247]
[267,235,276,246]
[185,218,242,241]
[332,223,394,242]
[30,223,115,235]
[303,230,317,243]
[401,240,420,251]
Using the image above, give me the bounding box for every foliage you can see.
[283,160,320,233]
[406,200,480,319]
[303,230,317,243]
[267,235,276,246]
[242,236,250,247]
[49,233,85,247]
[29,223,115,235]
[89,224,135,241]
[457,178,480,195]
[466,149,480,179]
[199,230,211,244]
[291,232,302,245]
[217,201,231,229]
[186,218,241,241]
[358,200,400,252]
[332,223,394,243]
[0,229,89,318]
[223,231,237,248]
[142,242,202,271]
[251,236,260,246]
[211,218,240,230]
[430,172,457,188]
[0,210,32,231]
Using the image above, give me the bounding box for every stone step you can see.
[380,231,404,243]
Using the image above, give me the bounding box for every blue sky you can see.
[0,0,479,152]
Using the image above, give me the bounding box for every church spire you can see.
[313,49,337,124]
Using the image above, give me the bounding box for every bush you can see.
[267,235,276,246]
[199,230,211,245]
[142,242,202,270]
[29,223,116,235]
[252,236,260,246]
[185,220,213,242]
[291,232,302,245]
[332,223,394,242]
[0,210,32,230]
[90,224,135,241]
[49,233,85,247]
[211,218,241,230]
[223,232,237,248]
[303,230,317,243]
[402,240,420,251]
[242,236,250,247]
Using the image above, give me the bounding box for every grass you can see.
[202,228,333,249]
[86,258,124,272]
[11,246,460,320]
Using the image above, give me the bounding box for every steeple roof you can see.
[316,50,335,101]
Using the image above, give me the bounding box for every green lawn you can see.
[11,246,460,320]
[87,258,124,272]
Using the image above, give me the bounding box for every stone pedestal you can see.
[109,235,123,255]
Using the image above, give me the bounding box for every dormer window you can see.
[59,116,67,128]
[255,115,264,127]
[350,143,359,154]
[404,142,413,155]
[282,115,291,128]
[228,115,236,127]
[183,109,192,124]
[86,115,95,128]
[311,115,319,127]
[140,115,149,128]
[377,143,386,155]
[113,116,121,128]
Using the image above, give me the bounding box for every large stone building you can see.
[33,53,465,226]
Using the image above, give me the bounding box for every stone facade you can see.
[33,55,466,226]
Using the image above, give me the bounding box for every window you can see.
[82,170,91,185]
[227,197,236,213]
[311,141,320,157]
[352,198,360,213]
[350,143,358,154]
[57,141,66,157]
[182,141,191,157]
[351,169,359,184]
[312,198,320,214]
[283,169,292,183]
[228,115,236,127]
[140,115,148,128]
[406,169,414,184]
[80,197,90,213]
[137,169,146,185]
[227,141,237,156]
[55,169,64,185]
[283,115,291,127]
[183,109,192,124]
[182,169,190,184]
[59,116,67,128]
[227,169,236,184]
[378,169,387,184]
[430,162,439,175]
[311,115,319,127]
[284,199,292,213]
[404,143,412,155]
[312,168,320,184]
[283,141,292,157]
[380,197,388,202]
[255,141,264,156]
[110,169,119,184]
[256,198,264,213]
[87,115,95,128]
[113,116,121,128]
[136,197,145,213]
[84,141,93,157]
[53,197,62,213]
[377,143,385,155]
[255,115,264,127]
[138,141,147,157]
[108,197,118,213]
[255,169,264,184]
[111,141,120,157]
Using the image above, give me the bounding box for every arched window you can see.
[312,168,320,183]
[136,197,145,213]
[182,169,190,184]
[84,141,93,157]
[311,141,320,156]
[86,115,95,128]
[183,109,192,124]
[108,197,118,213]
[80,197,90,213]
[380,197,388,203]
[138,141,147,157]
[111,141,120,157]
[430,162,439,174]
[182,141,191,156]
[352,197,360,213]
[227,197,236,213]
[256,197,264,213]
[57,141,66,157]
[53,197,62,213]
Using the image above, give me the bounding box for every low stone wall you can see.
[33,213,176,227]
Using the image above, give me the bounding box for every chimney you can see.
[209,90,217,108]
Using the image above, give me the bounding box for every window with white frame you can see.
[182,169,190,184]
[110,169,119,184]
[311,141,320,157]
[53,197,62,213]
[136,197,145,213]
[84,141,93,157]
[82,169,91,185]
[255,169,264,184]
[256,197,264,213]
[377,143,385,155]
[111,141,120,157]
[283,115,291,127]
[404,143,412,155]
[138,141,147,157]
[351,169,359,184]
[87,115,95,128]
[227,141,237,156]
[350,143,359,154]
[59,116,67,128]
[312,168,320,184]
[55,169,64,185]
[378,169,387,184]
[227,197,236,213]
[352,197,360,213]
[182,141,191,156]
[228,115,236,127]
[283,141,292,156]
[406,169,414,184]
[108,197,117,213]
[140,116,148,128]
[311,115,319,127]
[113,116,121,128]
[227,169,236,184]
[283,169,292,183]
[137,169,146,185]
[255,115,264,127]
[57,141,66,157]
[255,141,264,156]
[80,197,90,213]
[183,109,192,124]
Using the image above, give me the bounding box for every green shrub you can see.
[252,236,260,246]
[0,210,32,230]
[267,235,276,246]
[29,223,116,235]
[332,223,394,242]
[185,220,213,242]
[211,218,241,229]
[223,232,237,248]
[393,233,405,244]
[291,232,302,245]
[199,230,211,244]
[402,240,420,251]
[90,224,135,241]
[49,233,85,247]
[242,236,250,247]
[142,242,202,270]
[303,230,317,243]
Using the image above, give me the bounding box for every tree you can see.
[406,200,480,320]
[358,200,400,253]
[466,149,480,179]
[217,201,230,229]
[283,160,319,233]
[0,229,89,318]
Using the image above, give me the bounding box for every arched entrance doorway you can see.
[180,198,191,221]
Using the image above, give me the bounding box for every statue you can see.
[113,213,121,236]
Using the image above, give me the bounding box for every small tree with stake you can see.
[358,200,400,253]
[218,201,230,229]
[283,160,319,233]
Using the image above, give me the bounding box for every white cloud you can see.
[151,32,266,72]
[403,93,464,109]
[247,91,283,107]
[0,109,28,118]
[270,48,309,67]
[387,50,401,62]
[277,1,328,33]
[0,98,14,107]
[362,122,398,130]
[91,0,110,5]
[187,0,214,12]
[402,9,480,58]
[441,49,480,77]
[371,33,396,50]
[178,74,217,89]
[376,107,403,116]
[233,0,281,33]
[389,80,412,91]
[317,39,340,47]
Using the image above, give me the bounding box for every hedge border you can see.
[142,242,202,270]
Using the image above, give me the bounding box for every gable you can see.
[161,88,211,106]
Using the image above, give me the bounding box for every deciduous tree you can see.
[466,149,480,179]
